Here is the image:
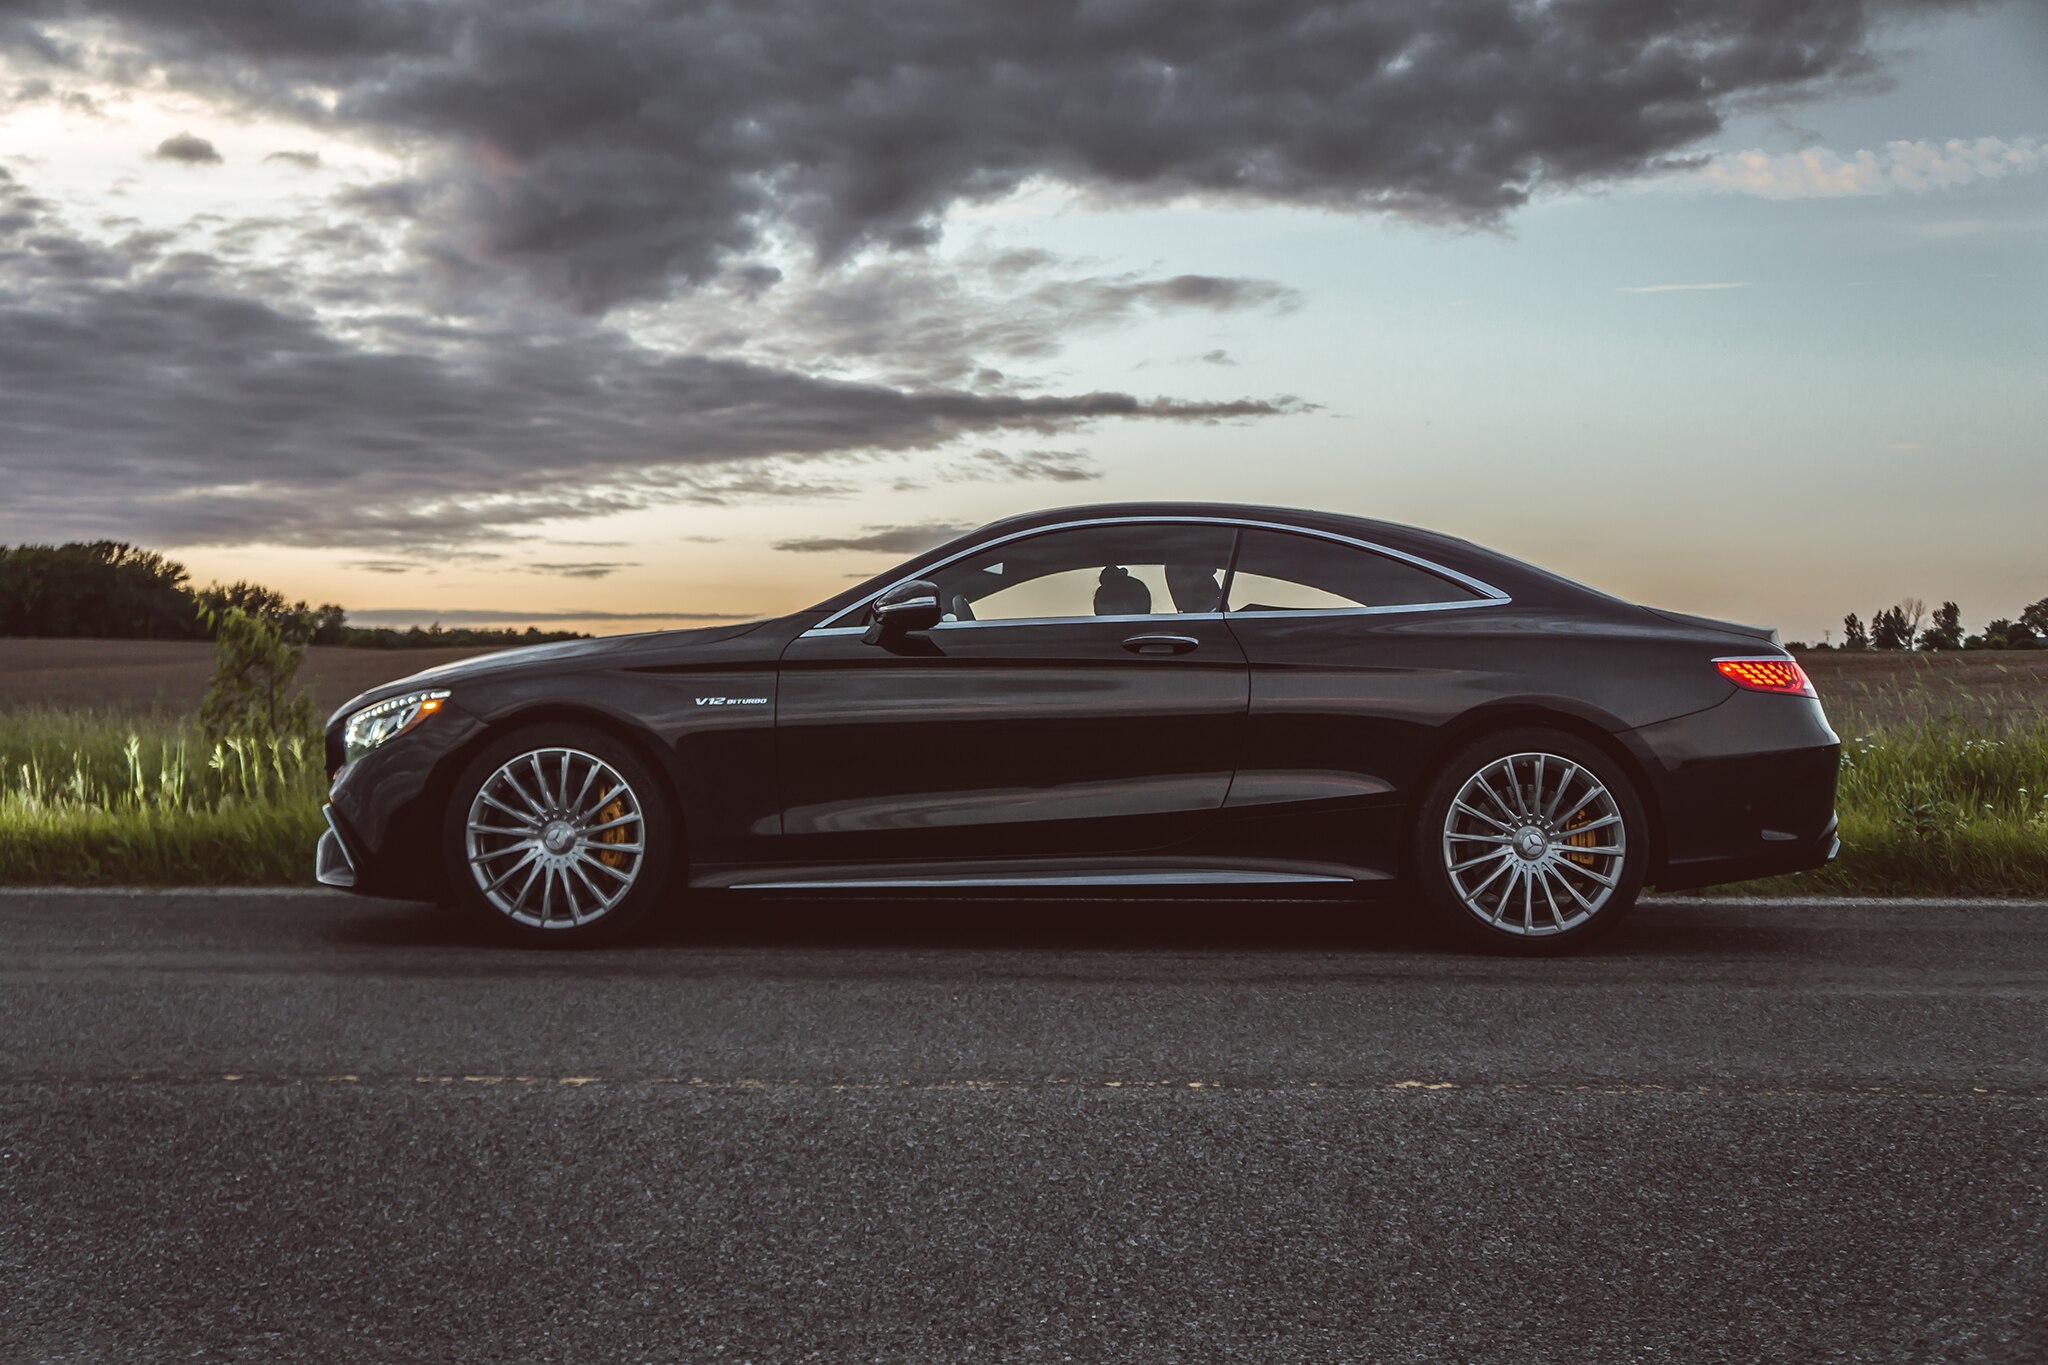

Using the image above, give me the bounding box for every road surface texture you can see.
[2,890,2043,1363]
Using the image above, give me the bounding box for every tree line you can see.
[0,541,587,649]
[1787,595,2048,652]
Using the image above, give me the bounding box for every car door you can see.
[1217,526,1500,837]
[773,520,1247,866]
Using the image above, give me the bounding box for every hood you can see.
[1645,607,1780,647]
[328,618,770,724]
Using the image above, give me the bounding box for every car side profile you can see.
[316,503,1841,950]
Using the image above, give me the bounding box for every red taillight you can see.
[1716,657,1815,697]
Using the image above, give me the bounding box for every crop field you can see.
[1797,649,2048,732]
[0,639,2045,893]
[0,638,495,715]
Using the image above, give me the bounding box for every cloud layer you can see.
[1699,136,2045,198]
[0,0,1996,554]
[0,169,1291,548]
[774,524,972,555]
[2,0,1983,311]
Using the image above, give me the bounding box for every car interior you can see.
[912,523,1473,625]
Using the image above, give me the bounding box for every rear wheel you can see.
[1410,727,1647,952]
[443,723,675,944]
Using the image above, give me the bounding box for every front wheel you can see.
[1410,728,1648,953]
[443,723,676,945]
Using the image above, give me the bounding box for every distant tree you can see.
[1969,618,2041,650]
[1870,606,1912,651]
[1900,597,1927,644]
[333,623,586,649]
[193,582,348,646]
[0,542,203,639]
[197,606,317,742]
[2022,597,2048,640]
[195,580,297,623]
[1842,613,1868,650]
[307,604,349,646]
[2,538,583,650]
[1784,641,1811,652]
[1919,601,1964,651]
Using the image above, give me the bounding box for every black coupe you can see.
[318,503,1840,950]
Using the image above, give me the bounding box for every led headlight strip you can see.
[342,689,451,764]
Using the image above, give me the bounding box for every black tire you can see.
[442,722,678,946]
[1408,726,1648,954]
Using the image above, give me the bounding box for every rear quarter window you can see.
[1227,530,1482,612]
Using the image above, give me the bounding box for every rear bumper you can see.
[1654,811,1839,891]
[1627,690,1842,892]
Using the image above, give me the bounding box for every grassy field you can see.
[0,641,2045,893]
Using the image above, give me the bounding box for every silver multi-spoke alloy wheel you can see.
[464,747,646,929]
[1440,750,1626,936]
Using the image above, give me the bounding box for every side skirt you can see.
[725,869,1356,891]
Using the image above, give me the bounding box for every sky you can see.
[0,0,2043,645]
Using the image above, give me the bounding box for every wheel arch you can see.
[421,702,689,897]
[1401,702,1667,881]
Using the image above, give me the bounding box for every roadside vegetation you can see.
[1,614,2045,890]
[0,708,324,885]
[0,607,325,884]
[1733,721,2048,897]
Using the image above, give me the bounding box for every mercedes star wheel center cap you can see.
[1516,827,1548,860]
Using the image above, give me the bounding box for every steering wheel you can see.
[948,593,976,622]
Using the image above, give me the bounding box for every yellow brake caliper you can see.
[594,798,631,869]
[1562,810,1599,866]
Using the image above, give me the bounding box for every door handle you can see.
[1122,633,1200,656]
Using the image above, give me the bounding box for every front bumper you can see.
[319,703,487,900]
[314,805,357,888]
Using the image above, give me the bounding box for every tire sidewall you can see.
[442,722,677,945]
[1411,727,1648,953]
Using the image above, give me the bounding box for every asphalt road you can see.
[2,891,2043,1363]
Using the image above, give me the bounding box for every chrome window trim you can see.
[806,514,1511,636]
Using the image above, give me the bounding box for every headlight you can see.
[343,689,451,764]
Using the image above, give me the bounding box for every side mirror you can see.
[863,579,944,645]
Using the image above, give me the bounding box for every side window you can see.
[918,523,1238,623]
[1226,530,1480,612]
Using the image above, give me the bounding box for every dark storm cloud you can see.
[683,252,1301,386]
[0,177,1295,549]
[774,524,972,555]
[151,131,220,164]
[0,0,1983,311]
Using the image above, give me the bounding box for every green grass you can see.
[1,705,2045,895]
[1724,721,2048,897]
[0,708,324,885]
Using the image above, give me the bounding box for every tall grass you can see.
[0,708,324,884]
[1731,720,2048,897]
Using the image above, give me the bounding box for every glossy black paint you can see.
[322,502,1840,901]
